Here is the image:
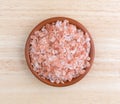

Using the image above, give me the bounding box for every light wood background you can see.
[0,0,120,104]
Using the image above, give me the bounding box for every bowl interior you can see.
[25,17,95,87]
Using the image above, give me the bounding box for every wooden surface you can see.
[0,0,120,104]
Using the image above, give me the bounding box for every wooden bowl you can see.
[25,17,95,87]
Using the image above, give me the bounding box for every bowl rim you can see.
[25,17,95,87]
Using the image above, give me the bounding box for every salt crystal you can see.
[48,55,56,61]
[77,38,81,42]
[50,37,56,42]
[64,35,72,41]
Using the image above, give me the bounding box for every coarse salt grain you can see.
[29,20,91,84]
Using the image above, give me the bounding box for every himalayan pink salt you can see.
[29,20,91,84]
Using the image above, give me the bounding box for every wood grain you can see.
[0,0,120,104]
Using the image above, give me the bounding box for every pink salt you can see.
[29,20,91,84]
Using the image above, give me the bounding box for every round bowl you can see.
[25,17,95,87]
